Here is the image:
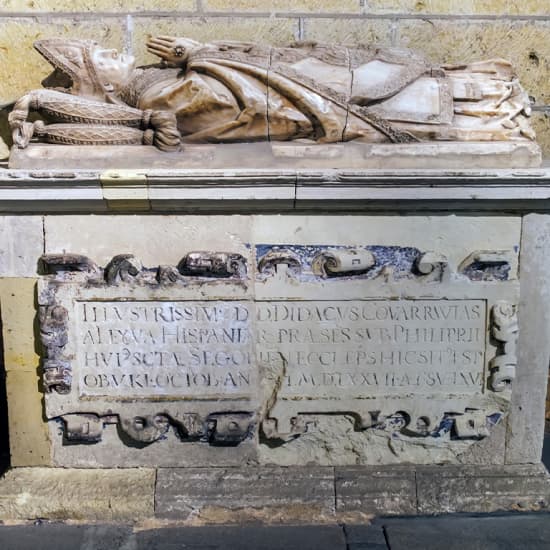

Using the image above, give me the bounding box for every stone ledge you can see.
[0,468,155,521]
[155,467,337,523]
[0,465,548,522]
[154,464,550,522]
[416,464,550,514]
[8,143,542,171]
[2,167,550,213]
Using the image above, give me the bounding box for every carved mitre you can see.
[34,39,103,97]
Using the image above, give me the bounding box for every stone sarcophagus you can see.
[38,229,520,467]
[2,32,546,517]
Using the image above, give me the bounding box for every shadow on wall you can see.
[544,434,550,472]
[0,318,9,475]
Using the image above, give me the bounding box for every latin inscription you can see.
[77,301,253,398]
[76,299,487,400]
[256,300,487,397]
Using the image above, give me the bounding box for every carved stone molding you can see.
[262,406,499,442]
[39,304,71,393]
[57,411,255,446]
[39,252,249,286]
[490,301,518,391]
[257,244,454,282]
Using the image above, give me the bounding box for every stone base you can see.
[8,141,542,170]
[0,464,548,522]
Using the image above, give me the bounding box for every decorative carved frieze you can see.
[39,251,249,286]
[57,411,255,446]
[38,246,518,463]
[489,301,518,391]
[40,305,71,393]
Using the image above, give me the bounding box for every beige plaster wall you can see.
[0,2,548,156]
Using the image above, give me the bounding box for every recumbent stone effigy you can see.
[7,35,533,468]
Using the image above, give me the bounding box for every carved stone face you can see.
[90,47,135,91]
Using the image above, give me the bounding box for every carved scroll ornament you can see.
[489,301,518,391]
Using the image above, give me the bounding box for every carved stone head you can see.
[35,39,135,99]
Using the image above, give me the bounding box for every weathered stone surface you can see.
[303,17,392,45]
[456,417,507,465]
[0,19,125,105]
[6,370,50,466]
[335,465,417,515]
[531,111,550,159]
[205,0,359,11]
[155,467,335,521]
[0,0,195,10]
[363,0,550,15]
[133,17,298,65]
[0,278,40,368]
[0,467,155,520]
[506,214,550,464]
[416,464,550,514]
[0,278,50,466]
[0,218,43,277]
[44,214,252,268]
[397,19,550,106]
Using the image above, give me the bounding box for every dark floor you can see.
[1,513,550,550]
[543,431,550,469]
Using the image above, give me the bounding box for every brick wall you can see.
[0,1,548,153]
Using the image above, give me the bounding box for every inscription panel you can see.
[76,300,253,398]
[257,299,487,398]
[75,298,487,400]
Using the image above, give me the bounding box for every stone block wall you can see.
[0,1,548,155]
